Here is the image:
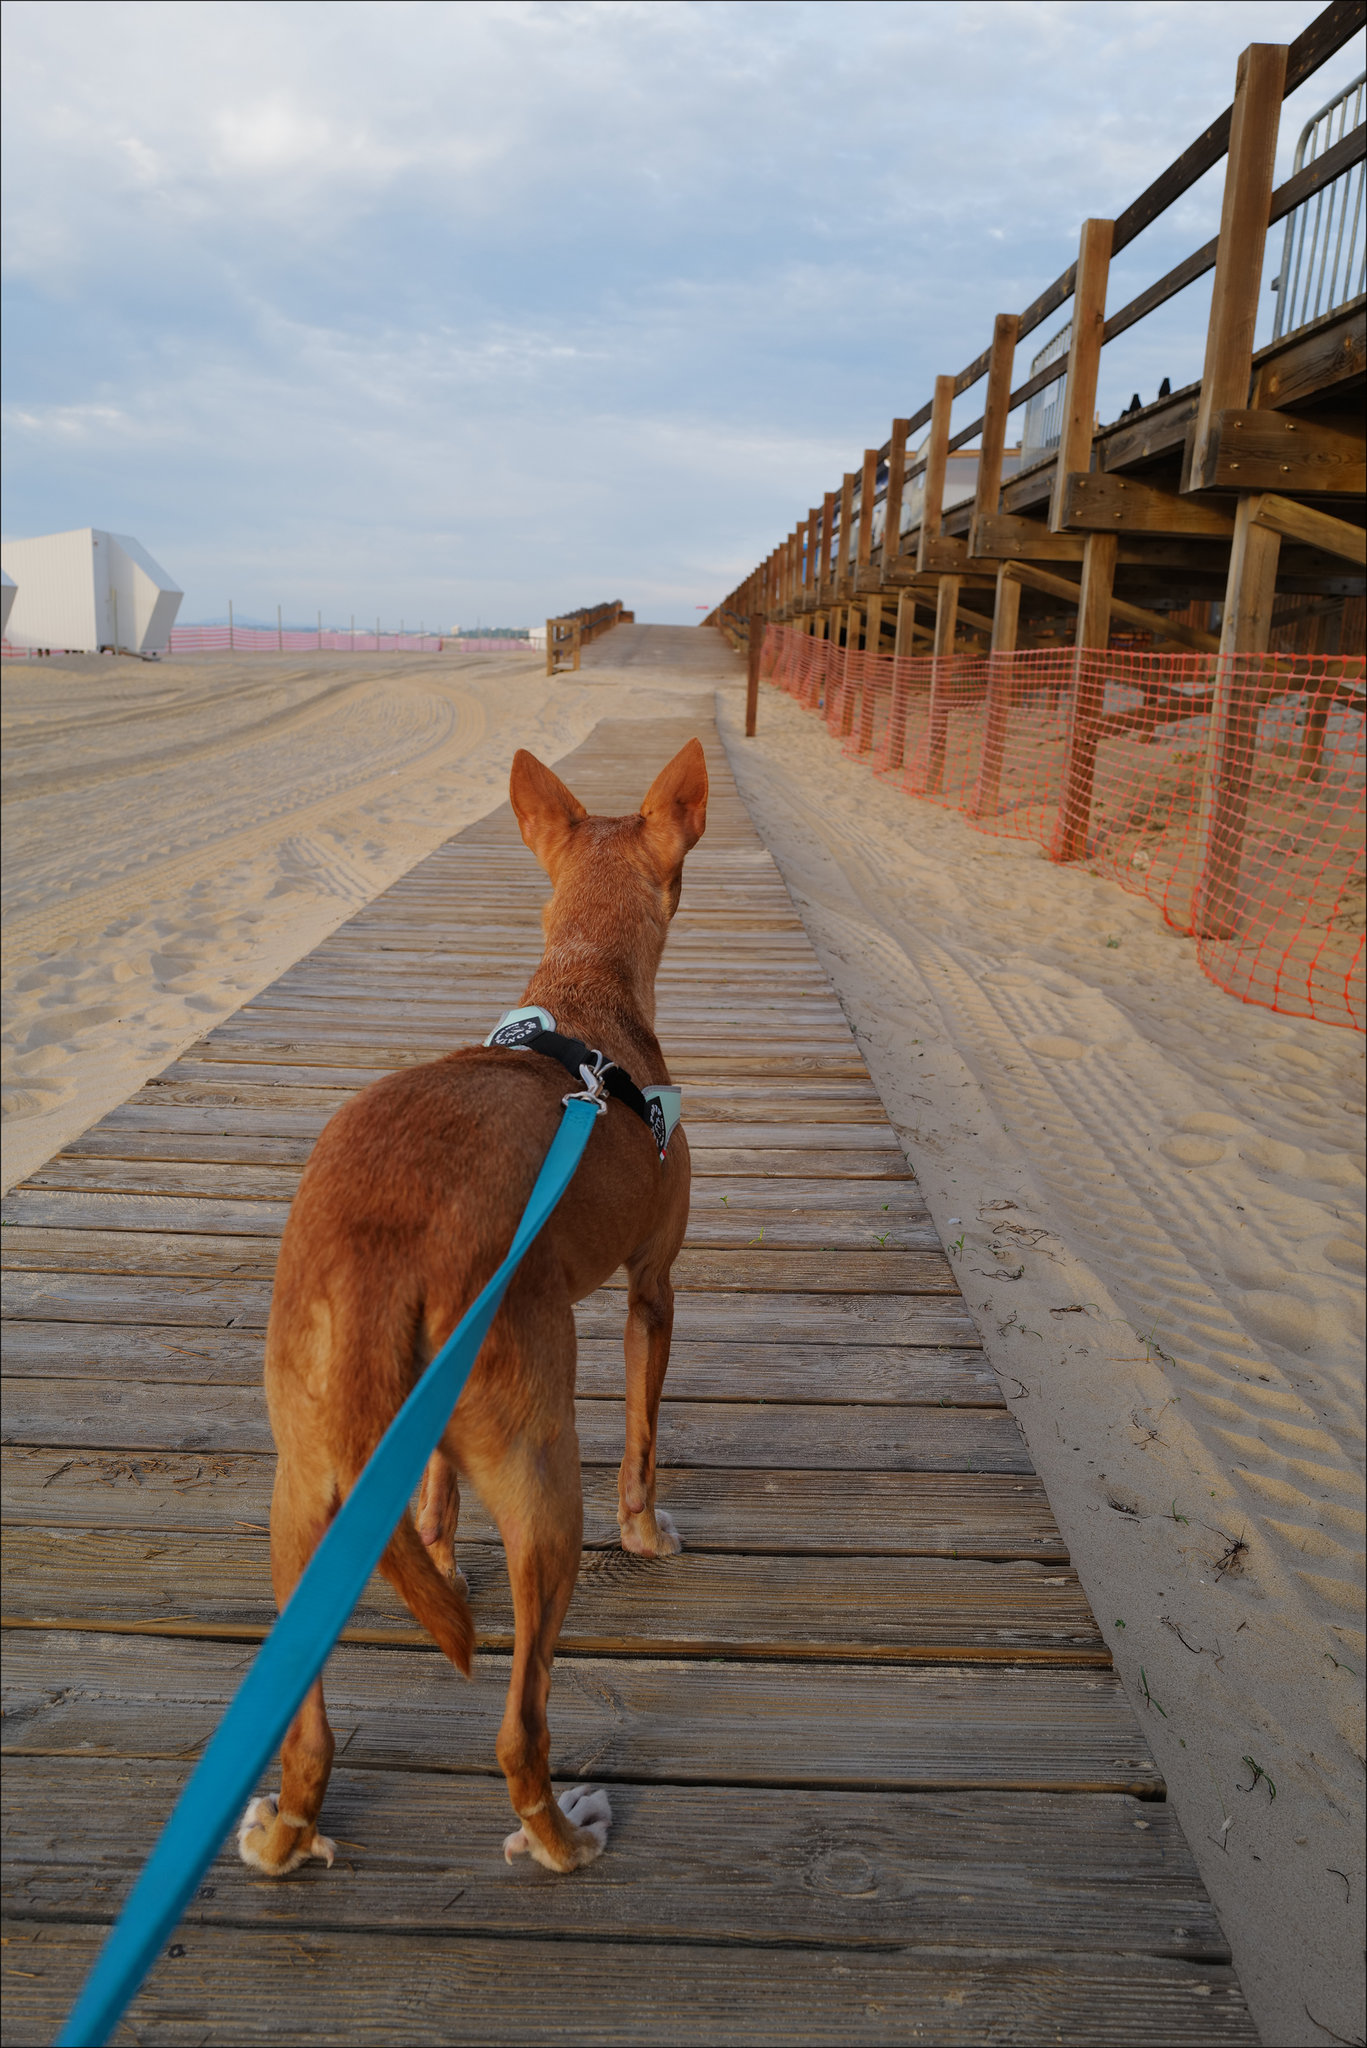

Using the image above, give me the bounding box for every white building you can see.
[0,570,15,638]
[0,528,182,654]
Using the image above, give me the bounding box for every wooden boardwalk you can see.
[1,714,1255,2043]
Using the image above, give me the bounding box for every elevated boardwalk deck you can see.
[1,712,1255,2042]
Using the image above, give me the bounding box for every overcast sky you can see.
[1,0,1358,628]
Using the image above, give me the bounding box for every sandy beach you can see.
[1,640,727,1193]
[3,625,1362,2044]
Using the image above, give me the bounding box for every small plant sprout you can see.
[1171,1501,1189,1525]
[950,1234,965,1257]
[872,1232,890,1248]
[1139,1667,1167,1717]
[1106,935,1121,949]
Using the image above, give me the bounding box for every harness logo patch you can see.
[489,1017,543,1048]
[648,1097,669,1156]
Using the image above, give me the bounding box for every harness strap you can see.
[486,1005,681,1159]
[59,1094,603,2048]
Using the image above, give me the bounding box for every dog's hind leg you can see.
[618,1261,681,1557]
[238,1455,340,1877]
[462,1312,612,1873]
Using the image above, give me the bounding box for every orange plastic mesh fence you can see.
[761,625,1366,1031]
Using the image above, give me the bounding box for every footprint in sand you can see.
[1161,1111,1242,1163]
[1160,1134,1226,1165]
[1238,1290,1327,1354]
[1323,1237,1365,1273]
[1025,1035,1089,1060]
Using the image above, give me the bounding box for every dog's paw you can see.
[237,1794,336,1877]
[503,1784,613,1871]
[618,1505,682,1557]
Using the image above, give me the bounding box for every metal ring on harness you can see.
[564,1056,612,1115]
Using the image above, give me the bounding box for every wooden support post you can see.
[857,447,879,572]
[1192,494,1282,933]
[916,376,956,572]
[746,613,763,736]
[969,568,1023,817]
[820,489,836,594]
[971,316,1020,538]
[882,419,909,572]
[572,620,582,672]
[857,595,885,751]
[922,576,961,793]
[884,589,920,768]
[1054,533,1118,860]
[840,604,863,734]
[805,508,821,594]
[545,618,554,678]
[837,473,856,592]
[1048,220,1114,534]
[1184,43,1288,492]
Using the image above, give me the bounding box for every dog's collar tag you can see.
[484,1005,557,1049]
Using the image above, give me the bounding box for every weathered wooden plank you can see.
[0,1526,1103,1659]
[1,1190,938,1252]
[120,1079,890,1125]
[16,1160,923,1210]
[0,1760,1225,1958]
[0,1326,999,1405]
[0,1631,1162,1792]
[0,1232,955,1297]
[0,1920,1258,2046]
[83,1104,895,1152]
[49,1131,918,1179]
[4,1277,976,1344]
[2,1449,1061,1557]
[0,1382,1027,1470]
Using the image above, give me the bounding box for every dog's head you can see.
[509,740,708,919]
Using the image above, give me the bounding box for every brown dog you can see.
[237,739,706,1879]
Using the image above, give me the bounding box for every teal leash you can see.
[58,1093,602,2048]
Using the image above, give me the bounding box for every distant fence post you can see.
[746,615,763,735]
[1054,533,1118,859]
[968,566,1022,818]
[545,620,555,678]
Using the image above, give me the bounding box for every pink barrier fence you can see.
[764,623,1366,1032]
[167,626,447,654]
[3,631,535,659]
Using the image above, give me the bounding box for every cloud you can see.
[2,0,1358,623]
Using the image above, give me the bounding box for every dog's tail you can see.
[379,1514,475,1675]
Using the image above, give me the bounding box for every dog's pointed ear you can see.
[640,739,708,870]
[509,750,587,872]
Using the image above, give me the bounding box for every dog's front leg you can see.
[417,1447,468,1593]
[618,1264,681,1556]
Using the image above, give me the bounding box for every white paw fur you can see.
[503,1783,613,1869]
[237,1794,336,1876]
[619,1505,683,1556]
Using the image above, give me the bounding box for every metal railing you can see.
[1020,322,1072,464]
[1272,69,1365,337]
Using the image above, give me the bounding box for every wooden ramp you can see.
[1,714,1254,2044]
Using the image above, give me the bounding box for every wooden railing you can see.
[545,600,634,675]
[718,0,1366,875]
